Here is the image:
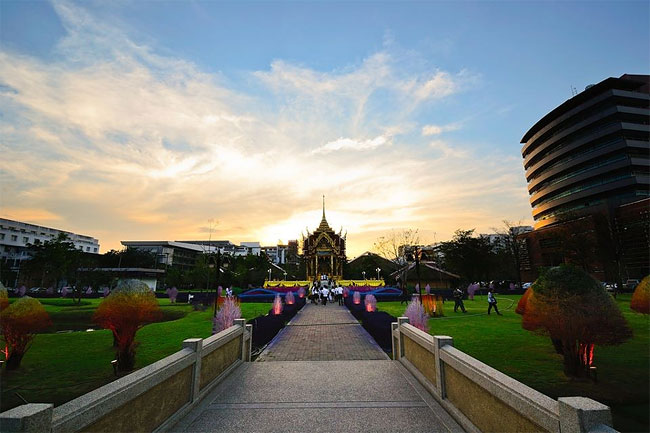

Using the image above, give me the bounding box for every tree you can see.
[93,280,161,371]
[374,229,421,290]
[101,248,157,269]
[518,265,632,377]
[492,220,527,289]
[437,229,494,284]
[0,297,51,370]
[22,233,82,293]
[630,276,650,314]
[374,229,420,265]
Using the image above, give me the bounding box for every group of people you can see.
[452,287,502,315]
[309,282,344,306]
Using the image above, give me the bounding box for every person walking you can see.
[487,290,502,315]
[453,287,467,313]
[321,286,329,306]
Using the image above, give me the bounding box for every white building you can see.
[0,218,100,286]
[262,245,288,265]
[238,242,261,256]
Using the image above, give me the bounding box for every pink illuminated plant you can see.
[364,294,377,312]
[213,297,241,334]
[102,287,110,297]
[353,291,361,305]
[168,287,178,303]
[61,287,68,297]
[297,287,305,298]
[285,291,295,305]
[272,294,283,315]
[343,287,349,298]
[425,284,431,294]
[86,287,93,295]
[404,297,428,332]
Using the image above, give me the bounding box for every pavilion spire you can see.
[317,195,331,231]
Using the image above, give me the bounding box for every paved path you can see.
[170,302,464,432]
[256,302,388,361]
[170,360,464,433]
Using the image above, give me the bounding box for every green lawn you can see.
[0,298,271,412]
[379,294,649,433]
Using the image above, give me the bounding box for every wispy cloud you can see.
[0,2,531,255]
[311,135,391,155]
[422,123,461,136]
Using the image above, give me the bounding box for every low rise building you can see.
[0,218,100,286]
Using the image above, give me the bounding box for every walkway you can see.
[256,303,388,361]
[170,301,464,433]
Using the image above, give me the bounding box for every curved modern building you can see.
[521,74,649,229]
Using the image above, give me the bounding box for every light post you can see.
[283,271,287,281]
[415,247,422,302]
[376,267,381,280]
[268,268,272,281]
[362,271,366,282]
[212,250,227,318]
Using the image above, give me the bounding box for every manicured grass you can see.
[379,294,649,433]
[0,298,271,412]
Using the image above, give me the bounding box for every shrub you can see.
[213,297,241,334]
[297,287,305,299]
[425,284,431,294]
[353,291,361,305]
[630,276,650,314]
[93,280,162,372]
[0,284,9,311]
[0,297,51,370]
[519,265,632,377]
[515,287,532,315]
[285,291,295,305]
[364,294,377,312]
[343,287,349,298]
[404,297,428,332]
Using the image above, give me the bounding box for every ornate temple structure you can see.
[302,198,346,282]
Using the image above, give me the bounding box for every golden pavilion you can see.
[302,197,346,282]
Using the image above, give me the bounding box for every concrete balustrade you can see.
[391,317,618,433]
[0,320,252,433]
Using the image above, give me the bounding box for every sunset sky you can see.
[1,1,648,257]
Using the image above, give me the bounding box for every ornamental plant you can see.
[297,287,306,299]
[630,276,650,314]
[343,287,349,298]
[364,294,377,312]
[353,291,361,305]
[213,297,241,334]
[404,297,428,332]
[285,291,295,305]
[0,297,51,370]
[93,280,162,372]
[518,265,632,377]
[272,294,283,315]
[167,286,179,303]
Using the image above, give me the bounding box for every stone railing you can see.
[1,319,252,433]
[391,317,617,433]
